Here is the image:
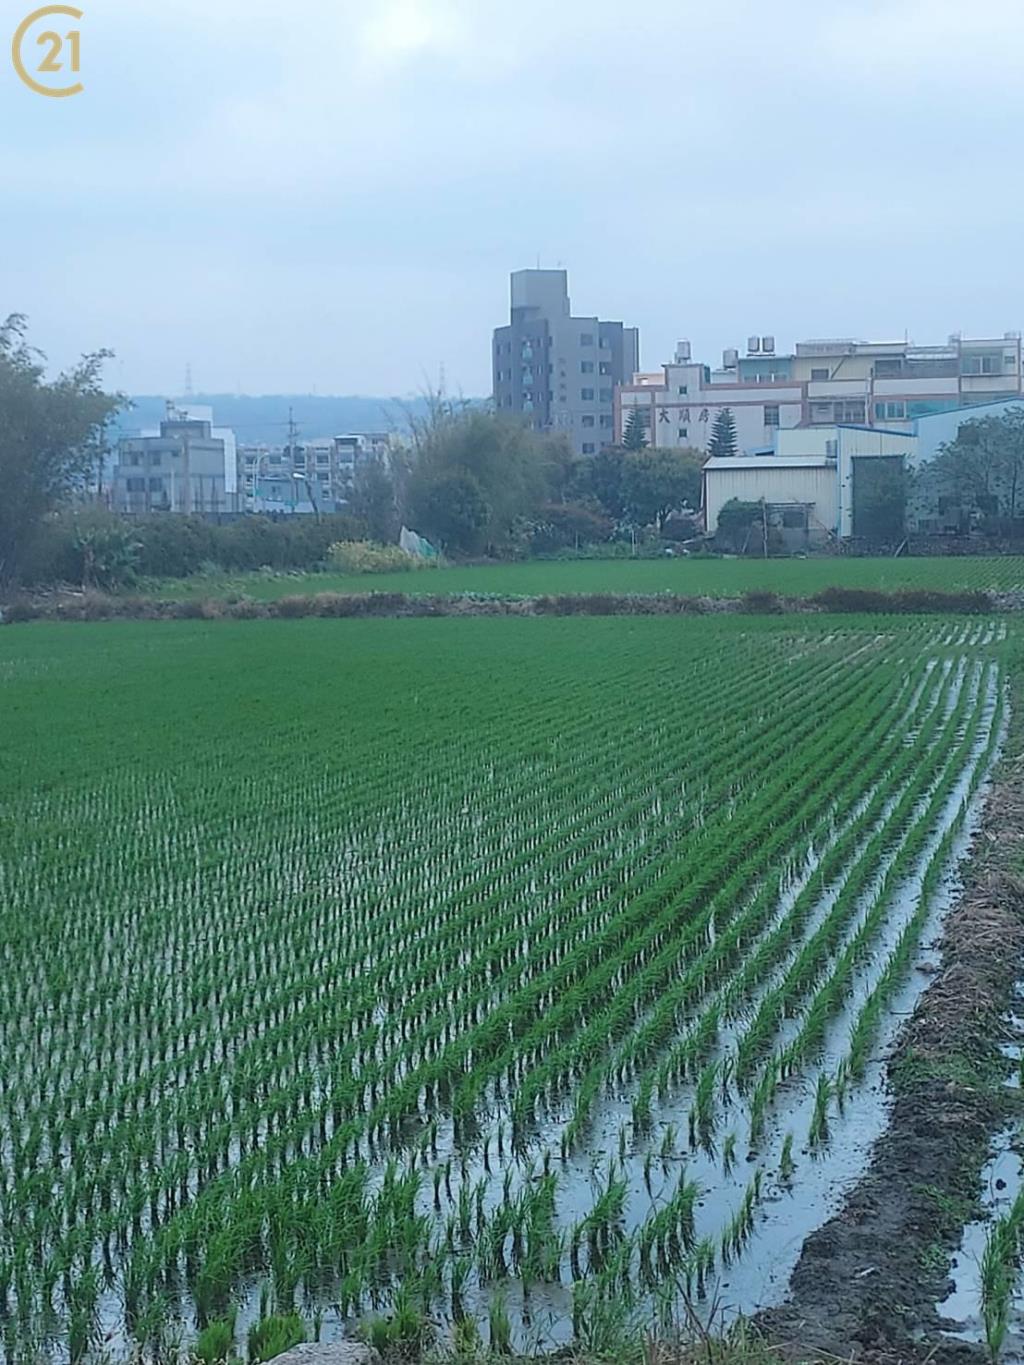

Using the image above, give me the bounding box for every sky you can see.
[5,0,1024,397]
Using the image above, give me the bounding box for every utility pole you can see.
[288,407,320,523]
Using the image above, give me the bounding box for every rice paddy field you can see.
[140,552,1024,603]
[0,612,1018,1363]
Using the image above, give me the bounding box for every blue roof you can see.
[835,423,914,438]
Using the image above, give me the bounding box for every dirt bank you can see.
[758,745,1024,1363]
[0,585,997,624]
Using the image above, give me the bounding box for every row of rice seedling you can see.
[0,615,1009,1360]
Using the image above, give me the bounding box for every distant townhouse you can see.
[618,333,1024,455]
[493,269,639,457]
[238,432,397,514]
[112,404,239,515]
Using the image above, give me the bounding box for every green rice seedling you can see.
[693,1061,719,1147]
[809,1072,833,1147]
[247,1312,305,1363]
[981,1218,1013,1361]
[195,1314,236,1364]
[722,1131,737,1175]
[452,1313,482,1359]
[488,1289,512,1354]
[779,1132,795,1184]
[659,1123,678,1163]
[450,1254,471,1320]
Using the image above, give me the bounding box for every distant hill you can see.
[115,393,480,445]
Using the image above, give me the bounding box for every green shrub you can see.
[246,1312,304,1363]
[327,541,426,574]
[20,511,369,586]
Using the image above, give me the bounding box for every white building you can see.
[704,456,838,547]
[704,425,917,541]
[239,432,398,515]
[113,404,239,515]
[619,333,1024,455]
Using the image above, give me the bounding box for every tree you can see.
[0,315,123,585]
[623,406,649,451]
[708,408,738,458]
[406,402,558,555]
[569,449,626,520]
[922,410,1024,524]
[348,460,398,543]
[621,447,703,529]
[527,502,613,554]
[412,469,490,554]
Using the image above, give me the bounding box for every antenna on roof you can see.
[184,362,194,398]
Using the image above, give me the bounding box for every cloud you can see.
[4,0,1024,393]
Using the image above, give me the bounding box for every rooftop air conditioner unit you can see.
[762,335,775,354]
[675,339,692,362]
[748,336,760,353]
[723,348,739,369]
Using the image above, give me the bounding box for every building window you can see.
[581,442,596,454]
[600,415,613,427]
[810,368,829,381]
[149,477,164,492]
[599,388,613,402]
[835,401,866,423]
[126,477,146,492]
[581,360,594,373]
[581,415,595,427]
[962,353,1002,375]
[764,404,780,427]
[874,401,907,421]
[581,387,595,400]
[677,385,688,395]
[810,402,833,423]
[874,358,903,377]
[678,427,688,440]
[580,333,594,346]
[599,362,611,375]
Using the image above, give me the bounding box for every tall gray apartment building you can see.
[492,270,639,456]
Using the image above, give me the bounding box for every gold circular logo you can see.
[12,5,83,97]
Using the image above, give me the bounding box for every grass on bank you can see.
[130,553,1024,603]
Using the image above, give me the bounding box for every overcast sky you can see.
[5,0,1024,396]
